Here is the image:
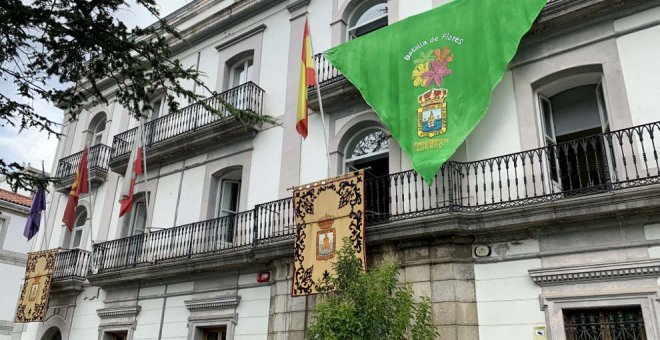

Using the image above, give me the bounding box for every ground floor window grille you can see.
[564,307,647,340]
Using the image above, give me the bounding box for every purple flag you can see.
[23,180,46,241]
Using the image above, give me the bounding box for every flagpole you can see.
[138,118,152,234]
[39,160,49,251]
[87,143,96,246]
[307,18,334,177]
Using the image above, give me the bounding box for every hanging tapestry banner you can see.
[15,249,58,323]
[292,170,366,296]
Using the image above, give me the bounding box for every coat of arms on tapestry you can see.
[292,170,366,296]
[15,249,58,323]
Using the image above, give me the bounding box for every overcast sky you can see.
[0,0,191,174]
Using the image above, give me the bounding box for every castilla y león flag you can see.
[324,0,546,184]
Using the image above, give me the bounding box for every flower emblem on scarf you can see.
[411,47,454,88]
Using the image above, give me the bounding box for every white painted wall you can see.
[247,127,284,209]
[151,173,180,229]
[399,0,432,20]
[233,284,271,340]
[475,240,545,340]
[300,113,330,184]
[0,264,25,321]
[615,7,660,127]
[1,212,32,254]
[466,71,521,161]
[68,287,105,340]
[175,166,206,225]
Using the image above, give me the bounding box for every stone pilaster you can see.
[267,258,315,340]
[369,237,478,340]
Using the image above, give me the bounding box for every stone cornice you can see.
[97,306,141,319]
[184,296,241,311]
[286,0,310,13]
[215,24,267,51]
[529,259,660,286]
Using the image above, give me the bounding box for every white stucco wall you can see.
[615,7,660,127]
[300,113,330,184]
[1,212,32,254]
[399,0,432,20]
[475,240,544,340]
[151,173,180,229]
[68,287,105,340]
[175,166,206,225]
[466,71,521,161]
[247,127,284,209]
[0,264,25,322]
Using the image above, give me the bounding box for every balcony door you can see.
[344,128,390,222]
[539,81,610,192]
[227,57,253,111]
[215,169,241,246]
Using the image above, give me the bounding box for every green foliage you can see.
[0,0,277,191]
[309,240,438,340]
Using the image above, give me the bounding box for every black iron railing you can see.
[111,81,265,159]
[91,121,660,274]
[53,249,91,280]
[564,307,646,340]
[311,53,343,87]
[55,144,112,180]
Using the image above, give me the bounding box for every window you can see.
[348,1,388,39]
[228,57,253,89]
[344,128,389,175]
[539,80,611,191]
[70,208,87,249]
[91,117,106,146]
[202,327,227,340]
[104,331,128,340]
[129,200,147,236]
[213,168,241,245]
[564,307,647,340]
[218,180,240,218]
[150,97,165,122]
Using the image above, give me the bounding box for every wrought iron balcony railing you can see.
[91,121,660,274]
[110,81,265,160]
[54,144,112,192]
[52,249,91,281]
[92,198,293,273]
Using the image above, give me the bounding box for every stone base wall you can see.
[267,236,478,339]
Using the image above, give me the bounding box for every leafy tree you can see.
[0,0,275,191]
[309,240,438,340]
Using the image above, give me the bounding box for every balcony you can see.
[109,81,265,174]
[54,144,111,193]
[89,121,660,285]
[51,249,91,293]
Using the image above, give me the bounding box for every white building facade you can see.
[15,0,660,339]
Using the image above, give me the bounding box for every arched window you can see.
[344,128,389,176]
[87,113,107,146]
[228,56,254,89]
[215,168,241,218]
[347,1,388,39]
[536,72,610,191]
[128,196,147,236]
[71,207,87,249]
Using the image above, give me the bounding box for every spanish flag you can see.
[296,18,317,139]
[62,146,89,231]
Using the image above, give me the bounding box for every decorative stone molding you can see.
[529,259,660,286]
[184,296,241,312]
[97,306,141,319]
[286,0,310,13]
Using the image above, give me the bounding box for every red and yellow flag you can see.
[296,18,317,139]
[62,146,89,231]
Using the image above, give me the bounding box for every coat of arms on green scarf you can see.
[325,0,546,185]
